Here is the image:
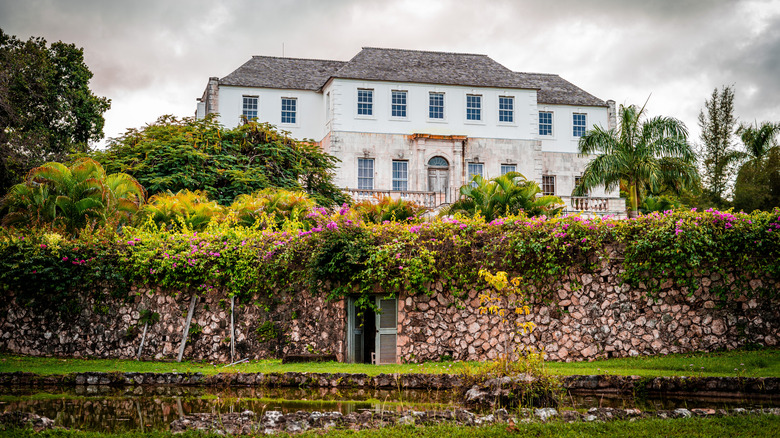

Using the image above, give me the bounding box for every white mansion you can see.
[197,47,624,214]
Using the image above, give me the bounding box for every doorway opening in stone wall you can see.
[346,297,397,364]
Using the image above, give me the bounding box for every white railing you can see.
[343,188,453,209]
[560,196,626,217]
[342,190,625,217]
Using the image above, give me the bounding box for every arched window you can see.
[427,156,449,168]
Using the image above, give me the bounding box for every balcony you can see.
[342,188,451,209]
[342,190,625,217]
[560,196,626,217]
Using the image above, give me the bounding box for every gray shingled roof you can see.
[220,56,345,91]
[517,72,607,107]
[217,48,607,107]
[332,47,532,89]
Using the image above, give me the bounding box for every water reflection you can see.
[0,386,462,432]
[0,386,777,433]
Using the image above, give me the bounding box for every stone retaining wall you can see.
[0,288,345,362]
[1,254,779,363]
[397,266,780,362]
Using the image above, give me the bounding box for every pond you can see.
[1,385,778,432]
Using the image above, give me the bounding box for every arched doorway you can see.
[427,156,450,202]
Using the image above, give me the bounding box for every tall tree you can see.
[574,103,699,218]
[732,121,780,212]
[0,29,111,193]
[697,85,740,207]
[94,115,347,207]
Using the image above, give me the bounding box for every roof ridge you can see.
[516,71,560,77]
[359,46,490,57]
[250,55,346,63]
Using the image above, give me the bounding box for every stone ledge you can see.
[169,407,780,435]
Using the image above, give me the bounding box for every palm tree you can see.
[737,121,779,162]
[354,195,428,224]
[574,103,698,218]
[733,121,780,211]
[136,189,222,230]
[1,158,145,232]
[444,172,563,221]
[230,189,315,228]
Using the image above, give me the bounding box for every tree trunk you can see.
[177,294,199,363]
[628,181,639,218]
[136,322,148,360]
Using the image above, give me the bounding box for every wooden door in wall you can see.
[375,297,398,364]
[428,165,450,203]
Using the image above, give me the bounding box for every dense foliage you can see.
[732,122,780,212]
[353,196,428,224]
[0,29,111,194]
[0,158,144,233]
[92,116,347,207]
[444,172,562,221]
[575,103,698,217]
[2,208,779,314]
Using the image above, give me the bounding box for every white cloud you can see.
[1,0,779,146]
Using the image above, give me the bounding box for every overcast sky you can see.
[2,0,779,148]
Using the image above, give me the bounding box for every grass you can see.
[2,416,780,437]
[1,348,779,378]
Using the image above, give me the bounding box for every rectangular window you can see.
[573,113,587,137]
[358,158,374,190]
[467,163,484,187]
[539,111,553,136]
[242,96,258,121]
[466,94,481,121]
[542,175,556,196]
[574,176,589,196]
[281,98,296,124]
[392,160,408,191]
[500,164,517,175]
[429,92,444,119]
[391,90,407,118]
[499,96,514,123]
[357,89,373,116]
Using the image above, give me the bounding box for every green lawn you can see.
[1,348,778,378]
[3,416,780,438]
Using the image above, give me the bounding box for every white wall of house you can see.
[210,81,619,206]
[325,79,538,140]
[216,85,325,140]
[537,104,609,153]
[326,131,541,196]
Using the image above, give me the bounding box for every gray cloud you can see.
[1,0,779,144]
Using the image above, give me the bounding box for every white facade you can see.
[197,48,622,211]
[217,85,326,141]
